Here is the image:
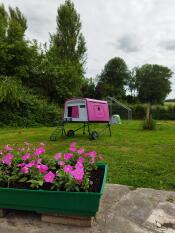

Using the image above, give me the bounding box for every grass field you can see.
[164,101,175,106]
[0,120,175,190]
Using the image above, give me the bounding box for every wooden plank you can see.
[41,213,94,227]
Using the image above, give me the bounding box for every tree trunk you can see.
[146,102,151,129]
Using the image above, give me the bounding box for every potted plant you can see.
[0,142,107,217]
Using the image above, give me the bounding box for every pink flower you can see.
[34,147,45,155]
[36,164,48,174]
[18,148,24,152]
[63,165,73,174]
[58,161,65,166]
[69,147,76,152]
[54,153,62,160]
[40,142,45,147]
[64,153,74,161]
[4,145,13,151]
[89,151,97,158]
[99,154,104,160]
[22,153,30,161]
[2,153,13,166]
[0,150,3,155]
[71,168,84,182]
[21,166,29,174]
[36,158,42,164]
[17,163,25,168]
[25,161,35,168]
[44,171,55,183]
[77,148,84,155]
[70,142,76,147]
[89,157,95,164]
[84,153,89,157]
[77,157,84,163]
[75,161,84,169]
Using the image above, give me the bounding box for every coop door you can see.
[67,106,79,118]
[94,104,104,118]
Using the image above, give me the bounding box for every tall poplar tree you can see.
[45,0,87,104]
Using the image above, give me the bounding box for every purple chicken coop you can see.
[50,98,111,140]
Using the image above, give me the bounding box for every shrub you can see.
[142,117,156,130]
[0,94,61,127]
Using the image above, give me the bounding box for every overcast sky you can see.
[2,0,175,98]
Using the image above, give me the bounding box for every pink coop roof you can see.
[85,98,108,104]
[65,97,108,104]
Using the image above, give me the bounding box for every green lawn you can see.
[0,120,175,190]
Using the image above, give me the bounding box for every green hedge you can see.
[0,96,62,127]
[110,104,175,120]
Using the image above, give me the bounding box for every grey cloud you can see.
[117,35,140,53]
[160,39,175,50]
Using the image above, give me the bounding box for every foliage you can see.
[96,57,129,99]
[135,64,173,129]
[136,64,172,104]
[81,78,96,98]
[42,0,87,104]
[0,4,34,80]
[0,76,25,106]
[114,104,175,120]
[142,117,156,130]
[0,142,104,192]
[127,67,137,97]
[0,95,60,127]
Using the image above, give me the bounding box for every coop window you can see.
[80,105,85,108]
[98,106,101,111]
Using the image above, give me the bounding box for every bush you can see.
[152,105,175,120]
[128,104,175,120]
[0,94,62,127]
[142,117,156,130]
[111,103,175,120]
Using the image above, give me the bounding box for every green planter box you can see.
[0,164,107,217]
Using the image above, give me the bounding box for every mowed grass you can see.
[0,120,175,190]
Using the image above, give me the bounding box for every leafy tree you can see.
[0,5,34,80]
[44,0,87,104]
[0,76,25,106]
[0,4,9,75]
[127,67,137,97]
[7,6,27,42]
[81,78,96,98]
[97,57,129,99]
[136,64,173,129]
[54,0,86,63]
[0,4,8,41]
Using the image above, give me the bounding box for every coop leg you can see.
[108,123,112,136]
[83,123,86,135]
[87,123,91,136]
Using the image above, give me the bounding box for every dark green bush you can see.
[0,94,62,127]
[142,117,156,130]
[152,105,175,120]
[111,104,175,120]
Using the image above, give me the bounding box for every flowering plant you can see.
[0,142,104,192]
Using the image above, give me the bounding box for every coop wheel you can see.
[50,136,56,141]
[67,130,75,137]
[90,131,99,140]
